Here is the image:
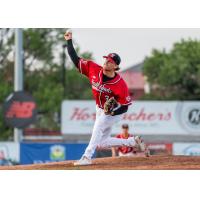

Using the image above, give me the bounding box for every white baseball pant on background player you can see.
[83,106,136,159]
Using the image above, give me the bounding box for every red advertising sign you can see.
[3,91,37,129]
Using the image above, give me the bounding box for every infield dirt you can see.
[1,155,200,170]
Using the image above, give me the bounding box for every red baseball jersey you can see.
[116,133,135,154]
[78,58,132,108]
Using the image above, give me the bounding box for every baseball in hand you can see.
[64,29,72,40]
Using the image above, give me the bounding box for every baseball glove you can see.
[104,97,118,115]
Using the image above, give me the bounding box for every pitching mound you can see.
[1,155,200,170]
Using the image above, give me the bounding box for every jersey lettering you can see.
[78,59,132,108]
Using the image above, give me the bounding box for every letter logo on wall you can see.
[188,109,200,126]
[183,145,200,156]
[176,103,200,134]
[3,91,37,128]
[50,145,66,161]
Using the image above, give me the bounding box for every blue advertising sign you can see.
[20,143,88,164]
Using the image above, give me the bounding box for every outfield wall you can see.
[61,100,200,135]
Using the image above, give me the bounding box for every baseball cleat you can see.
[134,136,150,157]
[74,156,92,166]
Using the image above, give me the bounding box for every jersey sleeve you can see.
[117,81,132,106]
[116,134,121,138]
[78,58,97,78]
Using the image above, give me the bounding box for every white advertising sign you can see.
[0,142,19,165]
[173,143,200,156]
[61,100,200,135]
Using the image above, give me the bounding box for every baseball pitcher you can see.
[64,30,149,166]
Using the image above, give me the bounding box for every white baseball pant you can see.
[83,106,136,159]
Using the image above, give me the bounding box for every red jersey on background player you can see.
[112,124,136,157]
[64,30,149,166]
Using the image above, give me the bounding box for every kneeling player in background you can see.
[112,124,147,157]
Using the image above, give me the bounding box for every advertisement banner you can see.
[147,143,172,155]
[61,100,200,135]
[173,143,200,156]
[20,143,88,164]
[0,142,19,166]
[3,91,37,128]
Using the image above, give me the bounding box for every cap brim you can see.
[103,56,115,64]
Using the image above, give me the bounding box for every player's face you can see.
[122,127,129,135]
[103,58,117,71]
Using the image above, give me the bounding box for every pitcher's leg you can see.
[81,106,104,159]
[74,106,104,166]
[83,113,122,159]
[98,136,150,157]
[98,136,136,148]
[83,126,104,159]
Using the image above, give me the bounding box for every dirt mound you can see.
[1,155,200,170]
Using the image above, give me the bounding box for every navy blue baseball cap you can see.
[103,53,121,65]
[122,124,129,129]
